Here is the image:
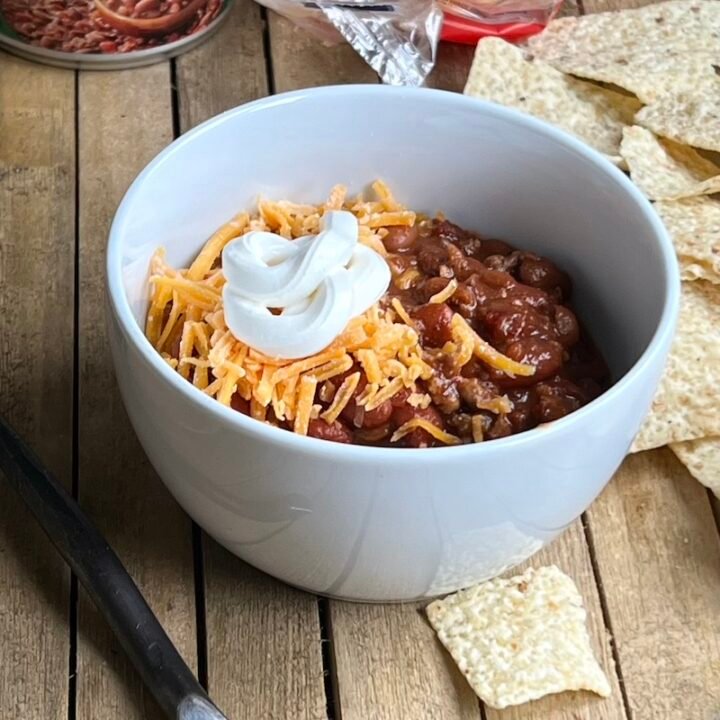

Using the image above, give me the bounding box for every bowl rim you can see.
[106,84,680,464]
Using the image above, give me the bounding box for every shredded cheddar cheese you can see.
[145,183,529,441]
[450,314,535,378]
[391,418,461,446]
[471,415,486,443]
[428,278,459,304]
[321,372,360,425]
[145,183,443,437]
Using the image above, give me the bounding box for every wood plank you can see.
[330,599,481,720]
[0,53,75,720]
[176,0,267,127]
[586,450,720,719]
[426,43,474,93]
[177,2,328,717]
[75,65,197,720]
[268,11,377,92]
[203,545,328,720]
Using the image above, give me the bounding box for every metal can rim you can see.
[0,0,232,70]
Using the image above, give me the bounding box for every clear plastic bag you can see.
[439,0,563,43]
[254,0,562,85]
[256,0,443,87]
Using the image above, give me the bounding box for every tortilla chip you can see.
[670,437,720,498]
[655,196,720,284]
[620,126,720,201]
[527,1,720,103]
[464,38,640,166]
[426,566,611,709]
[635,92,720,154]
[632,281,720,452]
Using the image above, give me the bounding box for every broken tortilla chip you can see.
[527,1,720,104]
[636,92,720,154]
[632,281,720,452]
[670,437,720,499]
[464,37,640,166]
[655,196,720,284]
[620,126,720,201]
[426,565,611,709]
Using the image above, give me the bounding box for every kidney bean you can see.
[230,393,250,415]
[417,277,450,303]
[482,302,555,346]
[456,378,501,411]
[362,400,394,429]
[448,282,477,320]
[392,404,445,448]
[504,338,565,382]
[355,425,391,443]
[476,238,515,260]
[338,373,393,429]
[535,379,585,423]
[308,418,352,444]
[506,388,538,433]
[434,220,466,246]
[411,302,454,347]
[383,225,418,253]
[417,242,448,276]
[506,284,552,312]
[518,254,571,300]
[554,305,580,347]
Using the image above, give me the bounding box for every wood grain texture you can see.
[268,11,377,91]
[75,65,197,720]
[177,4,328,716]
[587,450,720,720]
[0,53,75,720]
[330,600,481,720]
[176,0,268,128]
[203,543,327,719]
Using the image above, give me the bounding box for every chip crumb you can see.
[426,565,611,709]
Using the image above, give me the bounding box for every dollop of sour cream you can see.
[222,210,391,359]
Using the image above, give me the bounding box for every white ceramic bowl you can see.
[107,86,679,602]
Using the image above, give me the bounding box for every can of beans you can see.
[0,0,232,70]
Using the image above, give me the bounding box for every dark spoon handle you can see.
[0,416,227,720]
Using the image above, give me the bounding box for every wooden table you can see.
[1,0,719,718]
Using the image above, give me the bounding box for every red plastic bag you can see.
[440,0,563,44]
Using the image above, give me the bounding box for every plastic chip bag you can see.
[256,0,443,86]
[440,0,563,43]
[254,0,563,85]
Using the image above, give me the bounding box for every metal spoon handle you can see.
[0,415,228,720]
